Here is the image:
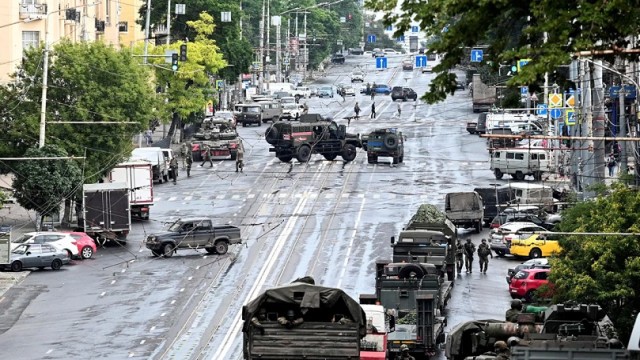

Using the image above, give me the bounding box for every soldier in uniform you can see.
[455,242,464,274]
[179,142,189,169]
[169,157,179,185]
[396,344,415,360]
[250,308,268,335]
[235,142,244,173]
[277,309,304,329]
[494,340,511,359]
[463,238,475,273]
[200,145,213,167]
[506,299,523,322]
[185,151,193,177]
[477,238,493,273]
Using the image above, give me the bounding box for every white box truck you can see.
[108,161,154,220]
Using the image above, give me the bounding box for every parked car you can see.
[351,71,365,82]
[318,86,334,98]
[11,232,80,259]
[489,222,548,256]
[509,268,551,302]
[490,212,556,230]
[331,53,346,64]
[421,64,434,73]
[510,233,562,259]
[402,59,413,71]
[391,87,418,101]
[335,84,347,96]
[1,243,70,272]
[64,231,98,259]
[309,86,318,97]
[383,48,399,55]
[350,48,364,55]
[372,48,384,58]
[342,85,356,96]
[361,84,391,95]
[506,258,549,284]
[455,81,465,90]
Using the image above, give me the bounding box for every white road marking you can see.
[140,340,146,345]
[100,292,106,297]
[150,326,156,332]
[168,196,177,201]
[110,280,116,285]
[179,288,185,292]
[160,312,166,317]
[185,196,193,201]
[46,349,53,354]
[171,300,176,305]
[128,353,134,358]
[188,276,193,281]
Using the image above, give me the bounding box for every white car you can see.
[350,71,364,82]
[383,48,399,55]
[11,232,80,258]
[343,86,356,96]
[281,103,303,120]
[421,65,434,73]
[293,86,311,99]
[489,222,548,256]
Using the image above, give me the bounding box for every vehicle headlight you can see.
[146,235,156,242]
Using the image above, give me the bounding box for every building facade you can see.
[0,0,143,84]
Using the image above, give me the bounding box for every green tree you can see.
[365,0,640,103]
[0,41,157,182]
[148,12,227,122]
[12,145,82,228]
[550,184,640,342]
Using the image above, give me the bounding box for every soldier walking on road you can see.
[455,242,464,275]
[200,145,213,167]
[463,238,475,273]
[354,102,360,120]
[169,157,179,185]
[185,151,193,177]
[180,142,189,170]
[477,238,493,273]
[236,142,244,173]
[371,103,376,119]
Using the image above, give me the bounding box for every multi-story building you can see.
[0,0,143,84]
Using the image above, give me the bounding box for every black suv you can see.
[331,54,345,64]
[391,87,418,101]
[362,128,404,164]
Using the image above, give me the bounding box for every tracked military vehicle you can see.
[264,115,362,162]
[446,303,626,360]
[361,128,405,164]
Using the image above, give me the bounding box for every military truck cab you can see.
[238,104,264,127]
[265,117,361,163]
[362,128,405,164]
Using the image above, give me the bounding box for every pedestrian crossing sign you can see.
[565,109,576,125]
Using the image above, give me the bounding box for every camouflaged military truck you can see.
[361,128,405,164]
[264,115,362,162]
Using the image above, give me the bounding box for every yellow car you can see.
[509,234,562,259]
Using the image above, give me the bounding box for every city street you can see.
[0,53,525,359]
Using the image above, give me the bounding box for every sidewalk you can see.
[0,271,29,299]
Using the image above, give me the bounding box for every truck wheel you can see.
[205,247,217,254]
[215,241,229,255]
[323,153,337,161]
[367,155,377,164]
[529,248,542,259]
[514,171,525,181]
[341,144,357,162]
[278,155,293,162]
[494,169,503,179]
[296,145,312,162]
[475,221,482,234]
[265,127,279,144]
[383,134,398,149]
[392,156,399,164]
[399,155,404,163]
[398,264,425,279]
[162,243,175,258]
[533,171,542,181]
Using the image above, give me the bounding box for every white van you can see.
[490,148,552,181]
[508,183,557,212]
[486,113,545,133]
[130,147,175,183]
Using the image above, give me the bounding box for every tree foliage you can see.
[12,145,82,220]
[149,12,227,122]
[0,41,157,182]
[551,184,640,342]
[365,0,640,103]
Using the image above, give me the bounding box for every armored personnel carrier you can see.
[361,128,405,164]
[264,115,362,162]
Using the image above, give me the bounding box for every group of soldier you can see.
[178,141,245,175]
[455,238,494,274]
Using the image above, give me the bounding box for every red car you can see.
[64,232,97,259]
[509,268,550,302]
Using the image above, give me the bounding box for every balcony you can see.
[19,4,47,20]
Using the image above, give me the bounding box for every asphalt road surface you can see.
[0,53,531,359]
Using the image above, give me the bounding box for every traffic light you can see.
[179,44,187,62]
[171,53,179,71]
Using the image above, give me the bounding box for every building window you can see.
[21,0,39,4]
[105,0,111,25]
[22,31,40,52]
[118,21,128,33]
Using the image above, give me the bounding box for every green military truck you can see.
[264,115,362,162]
[393,204,458,280]
[242,277,367,360]
[361,128,405,164]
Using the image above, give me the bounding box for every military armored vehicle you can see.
[242,277,367,360]
[446,303,625,360]
[361,128,405,164]
[264,115,362,162]
[191,117,241,161]
[393,204,458,280]
[362,260,452,359]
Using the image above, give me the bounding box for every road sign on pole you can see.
[550,108,562,119]
[548,93,563,108]
[536,104,548,116]
[367,34,376,43]
[520,87,528,95]
[517,58,531,72]
[470,49,483,62]
[565,109,576,125]
[415,55,427,68]
[375,57,387,69]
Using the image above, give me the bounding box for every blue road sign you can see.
[216,80,224,89]
[411,26,419,33]
[470,49,483,62]
[565,109,576,125]
[415,55,427,68]
[367,34,376,43]
[536,104,548,116]
[550,108,562,120]
[520,87,528,95]
[376,57,388,69]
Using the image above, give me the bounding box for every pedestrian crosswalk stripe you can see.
[168,196,177,201]
[248,194,255,198]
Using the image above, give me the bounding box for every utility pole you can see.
[619,71,628,173]
[166,0,171,45]
[259,0,265,94]
[275,18,281,82]
[303,11,307,81]
[266,0,271,89]
[39,14,51,148]
[143,0,152,64]
[592,60,606,185]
